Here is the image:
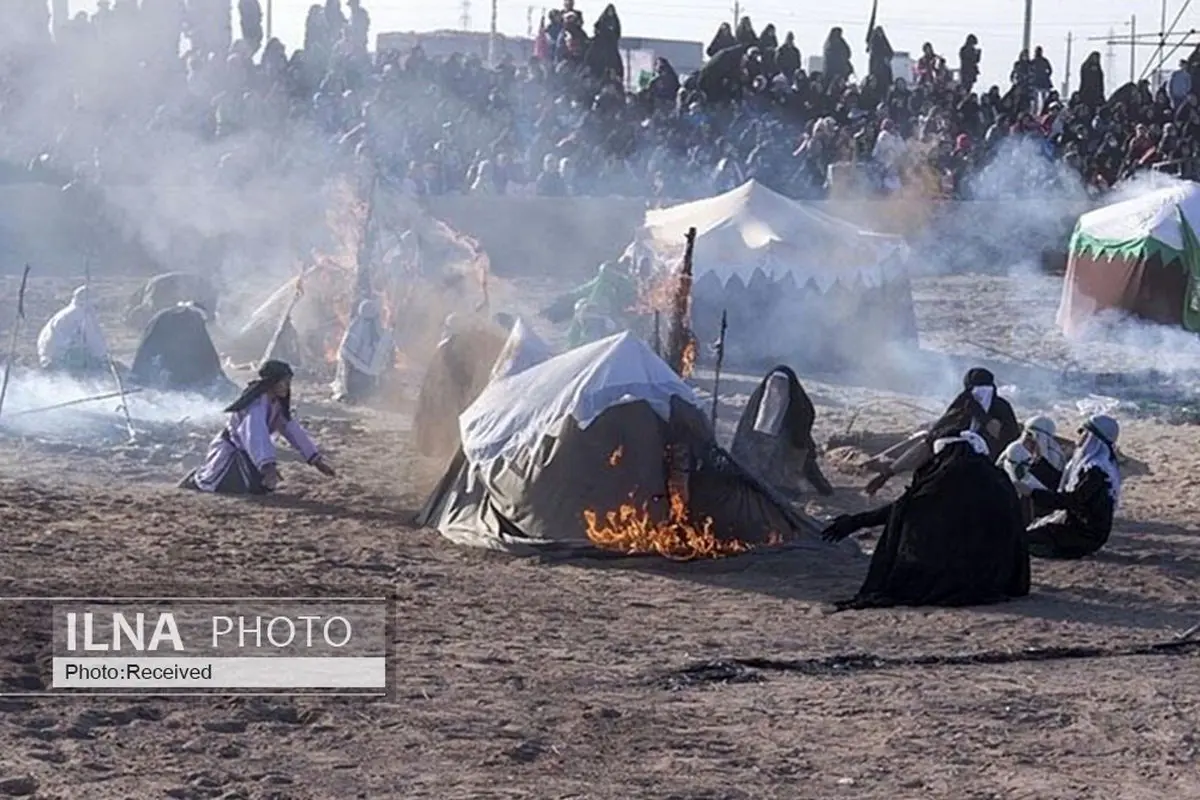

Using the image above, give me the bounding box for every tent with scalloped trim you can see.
[624,180,918,365]
[1057,181,1200,337]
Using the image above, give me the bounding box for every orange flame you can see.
[633,269,679,315]
[608,446,623,466]
[584,485,773,560]
[680,338,697,379]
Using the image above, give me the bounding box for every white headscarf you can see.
[1024,414,1065,469]
[1061,414,1121,507]
[932,429,989,456]
[970,385,994,414]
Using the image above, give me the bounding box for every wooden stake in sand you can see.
[0,264,32,422]
[665,227,697,376]
[710,309,728,430]
[262,268,306,366]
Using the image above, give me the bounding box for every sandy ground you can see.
[0,268,1198,799]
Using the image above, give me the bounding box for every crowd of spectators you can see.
[2,0,1199,206]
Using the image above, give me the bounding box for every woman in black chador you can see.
[823,431,1030,610]
[865,366,1020,495]
[731,366,834,499]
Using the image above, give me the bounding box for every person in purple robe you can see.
[181,360,335,494]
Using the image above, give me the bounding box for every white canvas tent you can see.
[631,179,909,288]
[417,332,823,556]
[627,180,918,365]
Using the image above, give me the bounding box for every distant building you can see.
[374,29,704,89]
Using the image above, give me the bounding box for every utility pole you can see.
[1022,0,1033,55]
[733,1,740,27]
[1129,15,1137,83]
[1064,31,1073,95]
[266,0,273,41]
[1105,27,1116,79]
[488,0,498,67]
[527,5,533,37]
[1156,0,1168,82]
[460,0,471,31]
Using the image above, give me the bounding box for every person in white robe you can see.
[36,286,110,375]
[997,414,1066,522]
[181,360,335,495]
[331,299,395,404]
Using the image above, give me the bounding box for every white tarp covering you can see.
[1075,180,1200,251]
[460,331,699,464]
[488,317,554,382]
[631,179,908,288]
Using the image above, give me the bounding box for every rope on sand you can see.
[662,626,1200,688]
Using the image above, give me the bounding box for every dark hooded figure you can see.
[695,43,751,104]
[129,302,237,399]
[758,23,778,74]
[648,56,680,102]
[1079,52,1106,108]
[735,16,757,47]
[707,22,736,58]
[777,31,801,78]
[866,367,1020,495]
[584,4,622,82]
[732,366,834,498]
[822,27,852,84]
[959,34,981,92]
[237,0,263,53]
[180,360,335,495]
[867,25,894,87]
[823,430,1029,610]
[924,367,1021,458]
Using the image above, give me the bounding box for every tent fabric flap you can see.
[459,331,700,465]
[1073,180,1200,252]
[633,180,909,285]
[1181,213,1200,333]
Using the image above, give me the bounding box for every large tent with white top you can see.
[1058,180,1200,336]
[627,180,918,364]
[416,332,823,557]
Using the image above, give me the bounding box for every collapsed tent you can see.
[627,180,917,365]
[226,192,489,365]
[1057,181,1200,336]
[416,332,823,556]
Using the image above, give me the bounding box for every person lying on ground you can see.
[731,365,834,499]
[1023,414,1120,560]
[180,359,335,494]
[36,286,110,377]
[331,298,395,405]
[822,430,1030,610]
[128,302,237,399]
[997,414,1066,524]
[864,366,1020,495]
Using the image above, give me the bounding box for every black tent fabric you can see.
[827,441,1030,609]
[129,305,237,398]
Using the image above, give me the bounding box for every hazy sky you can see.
[75,0,1196,91]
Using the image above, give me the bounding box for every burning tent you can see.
[224,190,490,367]
[416,332,822,558]
[627,180,917,366]
[1057,181,1200,336]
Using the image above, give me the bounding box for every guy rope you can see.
[0,264,32,421]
